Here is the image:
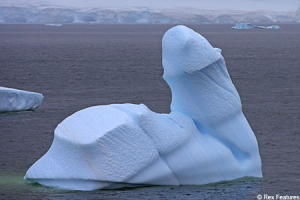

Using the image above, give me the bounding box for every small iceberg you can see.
[25,25,262,191]
[266,25,281,29]
[232,23,259,29]
[45,24,63,27]
[0,87,43,113]
[232,23,280,29]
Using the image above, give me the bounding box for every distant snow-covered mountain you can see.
[214,15,237,24]
[0,5,298,24]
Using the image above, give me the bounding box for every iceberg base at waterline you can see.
[25,25,262,191]
[0,87,43,113]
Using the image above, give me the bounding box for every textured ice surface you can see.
[0,87,43,113]
[25,25,262,190]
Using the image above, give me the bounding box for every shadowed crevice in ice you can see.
[193,118,251,167]
[25,25,262,190]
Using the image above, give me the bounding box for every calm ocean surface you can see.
[0,24,299,199]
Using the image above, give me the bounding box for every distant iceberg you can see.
[0,87,43,113]
[45,24,63,26]
[232,23,260,29]
[25,25,262,191]
[232,23,280,29]
[266,25,281,29]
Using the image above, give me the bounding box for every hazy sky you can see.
[2,0,300,12]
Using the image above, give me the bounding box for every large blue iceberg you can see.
[0,87,43,113]
[25,25,262,191]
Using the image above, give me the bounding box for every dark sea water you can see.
[0,24,299,199]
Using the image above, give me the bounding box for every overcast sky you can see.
[2,0,300,12]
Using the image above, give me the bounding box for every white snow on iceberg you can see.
[25,25,262,191]
[0,87,43,113]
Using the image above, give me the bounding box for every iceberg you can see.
[45,24,63,26]
[0,87,43,113]
[266,25,281,29]
[25,25,262,191]
[231,23,262,29]
[232,23,280,30]
[232,23,253,29]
